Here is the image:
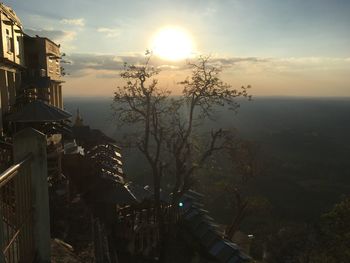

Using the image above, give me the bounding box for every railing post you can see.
[13,128,51,262]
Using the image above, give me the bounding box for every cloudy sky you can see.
[8,0,350,97]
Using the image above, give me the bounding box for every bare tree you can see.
[167,57,252,205]
[112,53,251,215]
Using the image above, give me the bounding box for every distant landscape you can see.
[65,97,350,225]
[5,0,350,261]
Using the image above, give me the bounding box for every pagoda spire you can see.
[74,108,84,127]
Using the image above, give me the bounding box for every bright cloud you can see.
[60,18,85,27]
[25,29,77,52]
[64,53,350,78]
[97,28,121,38]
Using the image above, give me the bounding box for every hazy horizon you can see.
[63,97,350,223]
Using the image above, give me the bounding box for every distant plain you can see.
[64,97,350,223]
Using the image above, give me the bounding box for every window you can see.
[48,59,53,73]
[55,59,60,75]
[5,29,13,53]
[15,36,20,56]
[6,36,13,53]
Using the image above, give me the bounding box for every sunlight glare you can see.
[151,26,194,61]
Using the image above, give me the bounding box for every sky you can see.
[8,0,350,97]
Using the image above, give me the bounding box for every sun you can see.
[151,26,194,61]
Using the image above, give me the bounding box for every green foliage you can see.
[265,198,350,263]
[315,198,350,262]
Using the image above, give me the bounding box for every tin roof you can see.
[7,100,71,122]
[179,190,251,263]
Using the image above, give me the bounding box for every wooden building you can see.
[22,35,64,109]
[0,3,24,134]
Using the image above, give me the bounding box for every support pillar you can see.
[7,71,16,110]
[54,84,59,108]
[0,70,9,114]
[15,72,21,95]
[13,128,51,262]
[58,85,63,109]
[49,84,54,106]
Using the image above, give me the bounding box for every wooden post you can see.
[13,128,51,262]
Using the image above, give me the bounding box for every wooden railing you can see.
[0,154,35,262]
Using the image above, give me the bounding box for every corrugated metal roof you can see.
[217,242,239,262]
[210,240,226,256]
[202,231,221,248]
[7,100,71,122]
[194,222,213,238]
[179,190,251,263]
[227,255,241,263]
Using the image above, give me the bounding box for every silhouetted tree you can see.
[112,52,251,222]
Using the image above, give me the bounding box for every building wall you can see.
[45,40,61,81]
[46,39,63,109]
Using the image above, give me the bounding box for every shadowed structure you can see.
[7,100,71,123]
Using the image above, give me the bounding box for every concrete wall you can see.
[13,128,51,262]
